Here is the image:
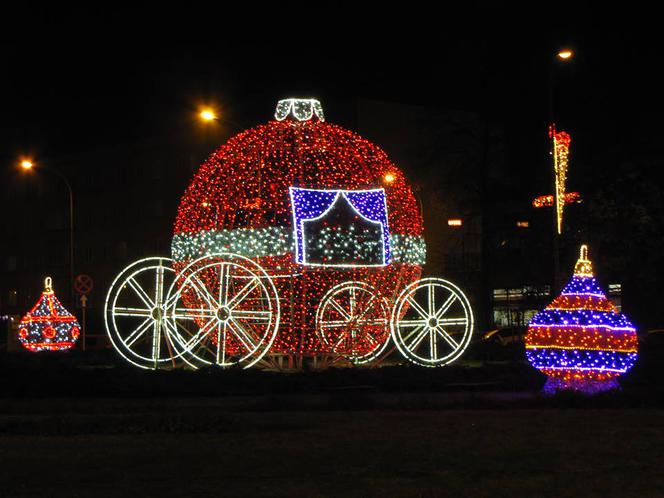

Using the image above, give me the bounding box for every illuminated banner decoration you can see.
[550,125,571,234]
[289,187,391,267]
[532,191,581,208]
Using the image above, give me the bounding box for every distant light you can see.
[200,109,217,122]
[447,218,463,227]
[383,173,395,184]
[20,160,34,170]
[201,201,210,208]
[557,49,573,60]
[516,221,530,228]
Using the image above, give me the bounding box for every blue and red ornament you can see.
[525,245,638,392]
[18,277,81,352]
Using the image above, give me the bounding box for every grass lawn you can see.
[1,402,663,497]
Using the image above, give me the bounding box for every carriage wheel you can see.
[316,281,390,364]
[166,253,280,369]
[104,257,193,370]
[391,278,473,367]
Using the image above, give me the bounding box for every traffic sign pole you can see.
[74,274,93,352]
[81,294,87,351]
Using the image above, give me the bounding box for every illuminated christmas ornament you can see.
[532,126,582,231]
[525,245,638,393]
[18,277,81,352]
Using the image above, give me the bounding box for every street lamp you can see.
[548,48,574,291]
[199,108,217,122]
[557,49,573,60]
[19,158,75,306]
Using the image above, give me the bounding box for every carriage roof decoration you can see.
[105,98,474,370]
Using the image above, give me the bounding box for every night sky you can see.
[3,5,662,172]
[3,4,663,295]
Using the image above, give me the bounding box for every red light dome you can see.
[172,99,425,355]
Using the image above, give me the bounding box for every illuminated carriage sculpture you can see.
[104,99,474,370]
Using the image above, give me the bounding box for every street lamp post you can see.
[20,160,75,307]
[548,48,574,291]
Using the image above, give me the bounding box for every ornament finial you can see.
[573,244,593,277]
[275,98,325,122]
[44,276,53,293]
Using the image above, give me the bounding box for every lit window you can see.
[516,221,529,228]
[289,187,390,267]
[447,219,463,227]
[493,289,508,301]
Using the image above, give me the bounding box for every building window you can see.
[492,285,551,328]
[608,283,622,312]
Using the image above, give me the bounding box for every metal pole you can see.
[67,178,75,307]
[38,166,75,306]
[548,65,561,293]
[81,295,87,351]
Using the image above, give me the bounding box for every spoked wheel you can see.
[104,257,192,370]
[316,281,390,364]
[166,253,280,369]
[391,277,473,367]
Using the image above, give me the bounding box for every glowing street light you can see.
[20,159,34,170]
[199,109,217,122]
[557,49,573,61]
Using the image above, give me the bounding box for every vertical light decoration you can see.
[550,124,571,234]
[525,245,638,393]
[18,277,81,352]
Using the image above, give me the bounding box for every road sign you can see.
[74,274,93,295]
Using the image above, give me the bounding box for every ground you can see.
[3,351,664,497]
[2,396,664,497]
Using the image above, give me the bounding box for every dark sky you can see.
[2,4,663,185]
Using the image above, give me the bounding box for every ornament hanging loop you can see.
[44,276,53,292]
[574,244,593,277]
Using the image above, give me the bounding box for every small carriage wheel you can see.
[391,277,474,367]
[104,257,193,370]
[165,253,280,369]
[316,281,390,364]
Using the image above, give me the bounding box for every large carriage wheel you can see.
[166,253,280,369]
[316,281,390,364]
[391,278,473,367]
[104,257,193,370]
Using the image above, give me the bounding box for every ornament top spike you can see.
[573,244,593,277]
[44,276,53,293]
[275,98,325,122]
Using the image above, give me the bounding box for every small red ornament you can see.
[18,277,81,352]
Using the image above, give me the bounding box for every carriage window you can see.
[289,187,391,267]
